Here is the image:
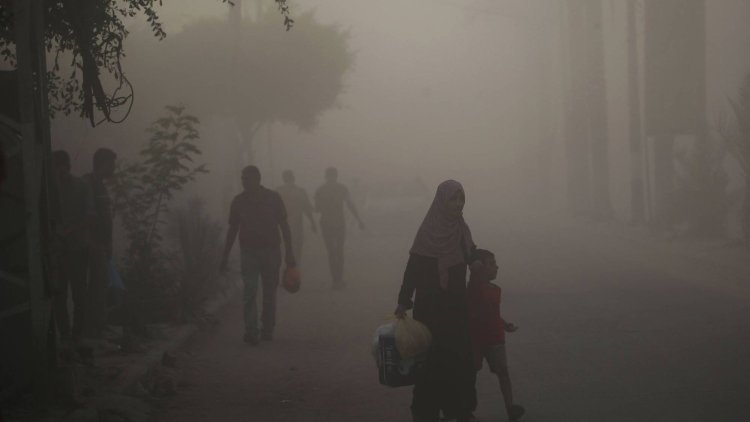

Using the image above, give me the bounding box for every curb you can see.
[110,280,240,394]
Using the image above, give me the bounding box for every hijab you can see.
[410,180,475,289]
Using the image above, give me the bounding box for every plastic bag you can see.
[372,320,426,387]
[371,323,394,366]
[282,267,301,293]
[394,316,432,359]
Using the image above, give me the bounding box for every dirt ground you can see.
[153,214,750,422]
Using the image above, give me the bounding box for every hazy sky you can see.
[134,0,540,188]
[53,0,750,223]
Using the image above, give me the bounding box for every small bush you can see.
[171,199,223,321]
[110,105,207,324]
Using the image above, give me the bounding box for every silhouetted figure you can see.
[314,167,364,290]
[221,166,295,344]
[394,180,478,422]
[0,142,6,187]
[348,176,368,229]
[82,148,117,339]
[276,170,317,265]
[52,150,95,344]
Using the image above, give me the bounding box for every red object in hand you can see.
[282,267,301,293]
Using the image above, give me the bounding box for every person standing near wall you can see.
[52,150,95,345]
[82,148,116,339]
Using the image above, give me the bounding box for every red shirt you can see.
[467,280,505,347]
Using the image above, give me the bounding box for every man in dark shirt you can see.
[53,150,96,344]
[276,170,317,266]
[82,148,116,339]
[221,166,295,344]
[314,167,364,290]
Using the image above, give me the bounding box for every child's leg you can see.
[486,344,514,414]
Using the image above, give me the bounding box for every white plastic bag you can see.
[371,322,395,367]
[394,316,432,359]
[372,320,426,387]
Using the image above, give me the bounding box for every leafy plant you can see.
[170,199,224,321]
[672,137,729,238]
[110,105,207,322]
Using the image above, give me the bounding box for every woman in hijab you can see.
[395,180,479,422]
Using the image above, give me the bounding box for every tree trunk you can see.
[583,0,613,219]
[627,0,646,223]
[562,0,592,216]
[743,177,750,244]
[644,0,706,229]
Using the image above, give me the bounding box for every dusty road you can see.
[154,215,750,422]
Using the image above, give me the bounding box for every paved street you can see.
[154,215,750,422]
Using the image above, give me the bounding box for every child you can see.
[467,249,525,421]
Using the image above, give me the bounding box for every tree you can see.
[134,5,351,194]
[644,0,707,229]
[626,0,647,223]
[109,105,207,326]
[582,0,612,219]
[146,7,351,139]
[561,0,592,216]
[559,0,613,218]
[720,73,750,243]
[0,0,292,125]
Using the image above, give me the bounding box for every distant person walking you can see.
[52,150,96,344]
[221,166,295,344]
[394,180,479,422]
[276,170,317,265]
[314,167,364,290]
[82,148,117,339]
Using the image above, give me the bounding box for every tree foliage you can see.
[143,7,351,132]
[0,0,293,125]
[110,105,207,316]
[672,138,728,238]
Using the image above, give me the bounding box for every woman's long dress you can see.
[398,253,476,421]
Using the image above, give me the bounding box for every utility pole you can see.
[0,0,58,401]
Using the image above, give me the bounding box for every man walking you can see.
[314,167,364,290]
[82,148,117,339]
[221,166,295,345]
[52,150,95,344]
[276,170,317,265]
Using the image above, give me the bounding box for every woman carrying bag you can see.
[394,180,480,422]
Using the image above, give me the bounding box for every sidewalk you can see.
[559,218,750,295]
[5,279,240,422]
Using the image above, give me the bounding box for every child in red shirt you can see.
[467,249,525,421]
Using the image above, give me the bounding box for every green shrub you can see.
[110,105,207,323]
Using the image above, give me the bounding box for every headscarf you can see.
[410,180,475,289]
